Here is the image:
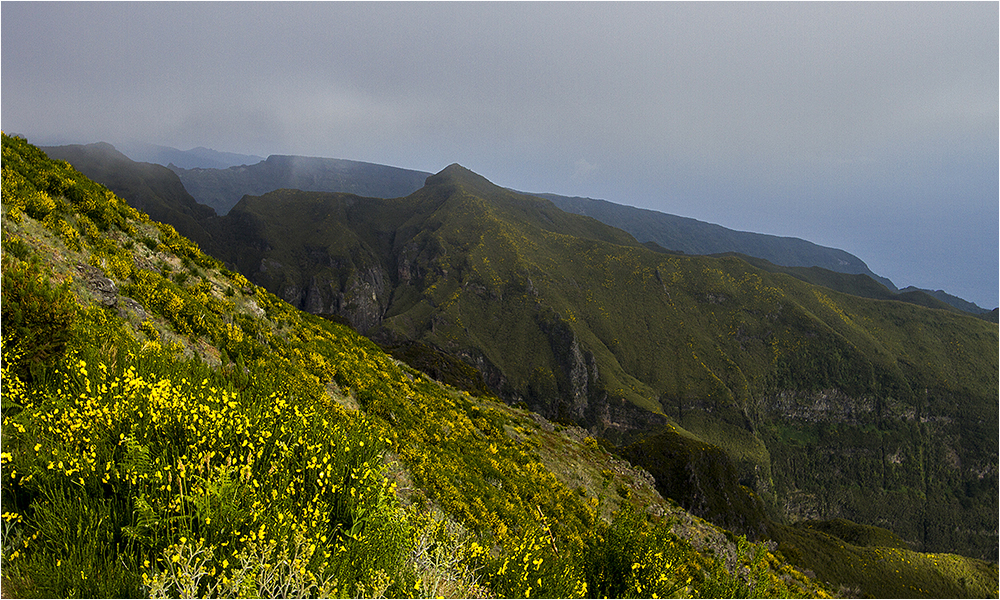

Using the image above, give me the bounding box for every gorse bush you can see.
[1,255,78,382]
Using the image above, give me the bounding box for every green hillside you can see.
[41,142,218,250]
[898,286,996,319]
[3,133,849,598]
[5,134,997,597]
[196,163,998,565]
[540,193,898,289]
[721,252,994,318]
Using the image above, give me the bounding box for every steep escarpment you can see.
[205,189,402,331]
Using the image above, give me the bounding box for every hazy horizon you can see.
[3,2,997,307]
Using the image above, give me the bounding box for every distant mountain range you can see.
[116,140,265,169]
[169,155,432,216]
[44,141,994,317]
[532,194,995,318]
[537,194,897,291]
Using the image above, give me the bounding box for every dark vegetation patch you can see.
[380,339,494,398]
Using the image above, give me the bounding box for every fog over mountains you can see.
[5,2,995,308]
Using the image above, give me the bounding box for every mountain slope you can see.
[41,142,218,250]
[199,164,998,562]
[171,154,432,215]
[10,135,997,596]
[540,193,897,289]
[4,132,851,599]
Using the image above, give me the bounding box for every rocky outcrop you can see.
[76,263,148,321]
[336,265,390,333]
[254,246,392,334]
[76,264,118,307]
[763,389,877,424]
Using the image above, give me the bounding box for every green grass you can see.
[771,522,998,598]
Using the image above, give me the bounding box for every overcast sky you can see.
[3,2,997,308]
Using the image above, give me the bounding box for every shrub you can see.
[2,235,33,261]
[144,534,341,598]
[23,190,55,220]
[1,257,78,381]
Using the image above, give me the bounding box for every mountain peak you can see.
[438,163,474,176]
[424,163,497,191]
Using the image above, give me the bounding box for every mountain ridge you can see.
[537,193,896,289]
[899,285,994,316]
[40,142,219,250]
[42,141,993,313]
[117,140,265,169]
[170,153,433,215]
[196,164,998,562]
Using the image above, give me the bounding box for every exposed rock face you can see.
[396,241,424,285]
[76,263,151,322]
[76,264,118,307]
[337,265,390,333]
[275,269,390,333]
[753,387,999,558]
[117,297,148,322]
[535,313,592,423]
[588,392,669,442]
[764,389,877,424]
[251,246,391,334]
[303,276,327,315]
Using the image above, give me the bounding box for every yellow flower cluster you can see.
[2,303,407,595]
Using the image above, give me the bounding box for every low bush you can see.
[1,256,78,382]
